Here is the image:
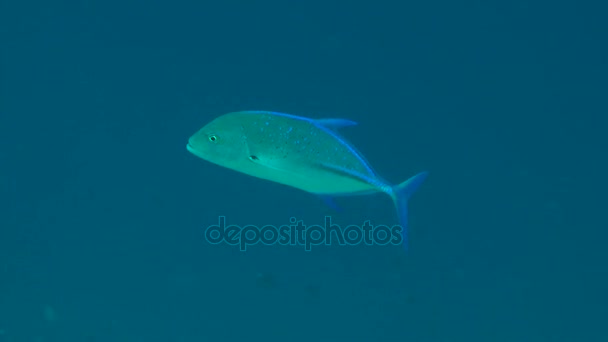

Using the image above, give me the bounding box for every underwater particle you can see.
[304,284,321,298]
[43,305,57,323]
[255,272,276,289]
[404,293,416,305]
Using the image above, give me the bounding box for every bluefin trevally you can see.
[186,111,428,249]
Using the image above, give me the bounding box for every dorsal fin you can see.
[314,118,358,130]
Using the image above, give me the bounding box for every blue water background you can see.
[1,1,606,341]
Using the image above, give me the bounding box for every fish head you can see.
[186,117,249,168]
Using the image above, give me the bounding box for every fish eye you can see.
[208,135,219,142]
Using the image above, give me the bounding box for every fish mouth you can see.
[186,143,198,155]
[186,142,206,159]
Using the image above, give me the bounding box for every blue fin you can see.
[390,172,429,251]
[316,161,428,250]
[320,195,342,212]
[315,118,358,130]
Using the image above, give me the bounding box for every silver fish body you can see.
[187,110,428,249]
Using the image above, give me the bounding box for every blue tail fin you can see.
[390,171,429,250]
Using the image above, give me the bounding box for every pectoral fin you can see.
[247,153,301,175]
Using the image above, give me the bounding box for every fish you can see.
[186,110,428,249]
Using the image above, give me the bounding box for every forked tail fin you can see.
[390,171,429,250]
